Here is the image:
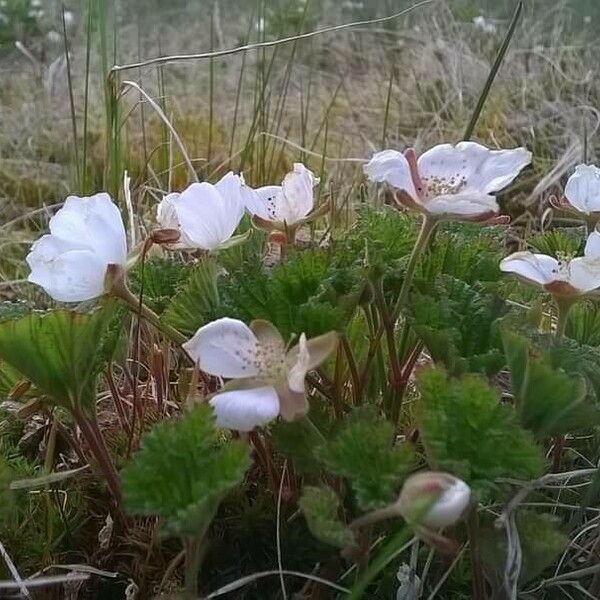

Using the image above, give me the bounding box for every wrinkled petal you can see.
[276,384,308,422]
[210,385,280,431]
[250,319,286,360]
[424,192,498,218]
[287,333,310,393]
[569,257,600,293]
[564,164,600,215]
[156,193,196,248]
[418,142,531,196]
[500,252,559,287]
[424,476,471,529]
[49,193,127,266]
[585,231,600,259]
[183,317,260,379]
[244,185,283,222]
[157,180,244,250]
[364,150,418,198]
[397,471,471,530]
[286,331,338,391]
[27,235,108,302]
[278,163,317,223]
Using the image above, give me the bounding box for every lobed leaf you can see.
[319,407,415,510]
[416,368,544,493]
[299,486,355,549]
[0,304,122,414]
[122,404,250,536]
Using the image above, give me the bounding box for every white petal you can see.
[278,163,316,224]
[424,192,498,218]
[210,385,280,431]
[286,331,338,392]
[287,333,310,393]
[157,182,244,250]
[156,193,195,248]
[424,477,471,529]
[49,193,127,266]
[500,252,559,286]
[564,164,600,215]
[363,150,417,197]
[569,257,600,293]
[183,317,260,379]
[244,185,283,221]
[417,142,531,195]
[214,171,248,223]
[585,231,600,258]
[27,235,108,302]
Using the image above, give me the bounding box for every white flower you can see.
[397,471,471,530]
[156,172,247,251]
[63,10,75,27]
[563,164,600,215]
[27,193,127,302]
[500,231,600,296]
[473,15,497,34]
[244,163,320,228]
[46,30,61,44]
[183,318,338,431]
[364,142,531,222]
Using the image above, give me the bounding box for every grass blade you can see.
[462,1,523,141]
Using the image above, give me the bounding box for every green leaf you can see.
[272,418,325,474]
[416,368,544,492]
[408,276,508,377]
[566,301,600,346]
[319,407,415,510]
[420,225,503,286]
[529,229,583,259]
[0,304,122,414]
[162,257,220,336]
[299,486,354,549]
[122,404,250,536]
[503,330,600,436]
[128,258,189,315]
[480,511,567,585]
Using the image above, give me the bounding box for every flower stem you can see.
[552,297,575,471]
[359,215,437,385]
[555,298,574,339]
[113,284,188,346]
[183,535,204,598]
[392,215,437,321]
[73,410,124,519]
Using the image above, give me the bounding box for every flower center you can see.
[421,174,468,198]
[552,252,574,281]
[255,344,287,382]
[404,148,468,201]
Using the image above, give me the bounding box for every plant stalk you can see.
[112,283,188,347]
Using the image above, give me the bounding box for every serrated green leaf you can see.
[162,257,220,336]
[566,301,600,346]
[122,404,250,536]
[299,486,354,549]
[503,331,600,436]
[319,407,415,510]
[408,276,508,377]
[272,418,325,473]
[128,258,189,315]
[529,229,583,259]
[416,368,544,492]
[0,304,122,414]
[480,511,567,585]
